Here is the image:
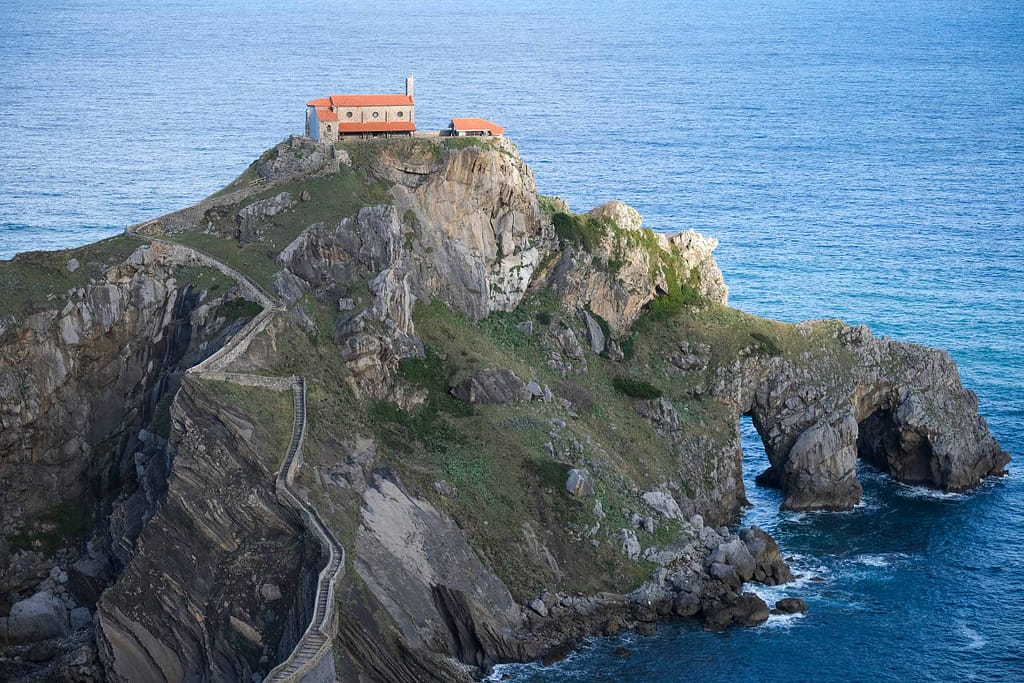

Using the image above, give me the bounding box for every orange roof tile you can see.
[330,94,413,107]
[306,97,331,107]
[337,121,417,133]
[450,117,505,135]
[315,108,339,122]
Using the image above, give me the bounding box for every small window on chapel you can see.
[372,111,380,119]
[397,111,404,118]
[326,125,331,132]
[346,111,353,118]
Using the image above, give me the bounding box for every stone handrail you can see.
[124,231,344,682]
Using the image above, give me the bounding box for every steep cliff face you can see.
[0,241,262,680]
[0,135,1009,682]
[0,243,255,594]
[276,138,547,403]
[96,378,315,682]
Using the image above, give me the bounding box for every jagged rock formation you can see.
[0,135,1009,682]
[277,138,545,403]
[544,200,728,335]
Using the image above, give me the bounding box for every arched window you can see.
[326,125,332,132]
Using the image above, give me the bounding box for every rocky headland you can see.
[0,135,1009,681]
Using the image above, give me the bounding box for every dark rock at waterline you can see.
[614,646,632,658]
[741,526,795,585]
[540,641,577,666]
[775,597,807,613]
[703,592,770,630]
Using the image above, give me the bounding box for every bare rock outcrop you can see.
[341,475,519,678]
[450,369,531,404]
[236,191,292,245]
[545,200,728,335]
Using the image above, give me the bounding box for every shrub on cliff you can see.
[552,212,608,253]
[611,377,663,399]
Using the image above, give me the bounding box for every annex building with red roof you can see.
[449,117,505,136]
[305,76,505,142]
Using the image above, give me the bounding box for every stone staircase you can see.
[125,231,345,682]
[264,378,345,682]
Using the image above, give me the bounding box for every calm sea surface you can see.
[1,1,1021,680]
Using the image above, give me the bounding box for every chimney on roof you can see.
[406,73,414,99]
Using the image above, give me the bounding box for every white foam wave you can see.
[894,482,966,500]
[763,611,806,629]
[849,553,900,568]
[957,623,987,650]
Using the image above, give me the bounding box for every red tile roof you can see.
[450,117,505,135]
[306,97,331,107]
[315,108,339,122]
[330,94,413,107]
[337,121,417,133]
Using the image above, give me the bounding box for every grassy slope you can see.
[0,235,139,318]
[197,379,294,472]
[169,163,390,291]
[263,274,853,603]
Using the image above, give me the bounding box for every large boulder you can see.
[450,369,531,404]
[703,592,770,630]
[236,191,292,245]
[565,469,594,497]
[740,526,794,585]
[775,597,807,614]
[1,591,69,643]
[707,538,757,585]
[641,490,685,521]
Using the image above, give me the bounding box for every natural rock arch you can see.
[721,325,1008,512]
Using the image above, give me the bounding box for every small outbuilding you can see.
[449,118,505,137]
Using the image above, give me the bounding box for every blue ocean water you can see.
[1,1,1021,680]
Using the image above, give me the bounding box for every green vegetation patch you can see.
[552,212,610,253]
[172,264,235,296]
[198,379,294,472]
[170,164,390,291]
[217,297,264,323]
[7,499,93,554]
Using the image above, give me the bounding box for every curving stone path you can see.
[126,231,345,682]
